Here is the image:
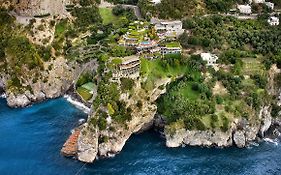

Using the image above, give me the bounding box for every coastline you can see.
[63,94,91,114]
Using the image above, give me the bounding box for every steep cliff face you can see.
[164,105,272,148]
[11,0,73,17]
[3,57,81,107]
[76,78,171,163]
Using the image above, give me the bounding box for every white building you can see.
[237,5,252,14]
[268,16,279,26]
[154,21,183,32]
[160,47,182,55]
[151,18,185,38]
[201,53,218,66]
[113,56,140,79]
[265,2,274,10]
[249,0,265,3]
[150,0,161,5]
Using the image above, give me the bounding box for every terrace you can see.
[118,21,150,47]
[112,55,140,78]
[136,40,158,52]
[160,42,182,55]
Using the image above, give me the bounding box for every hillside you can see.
[1,0,281,165]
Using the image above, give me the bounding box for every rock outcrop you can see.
[76,78,171,163]
[233,130,246,148]
[164,105,272,148]
[4,57,81,108]
[12,0,73,17]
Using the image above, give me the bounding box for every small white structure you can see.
[161,47,182,55]
[201,53,218,66]
[268,16,279,26]
[253,0,265,3]
[237,5,252,14]
[265,2,274,10]
[150,0,161,5]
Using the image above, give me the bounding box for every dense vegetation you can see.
[0,9,51,90]
[138,0,248,19]
[107,0,138,5]
[181,15,281,67]
[71,6,102,29]
[157,50,269,131]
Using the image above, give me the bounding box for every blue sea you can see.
[0,98,281,175]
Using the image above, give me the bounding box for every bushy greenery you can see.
[80,0,100,6]
[182,15,281,59]
[204,0,237,13]
[107,0,138,5]
[71,6,102,29]
[139,0,244,19]
[120,78,135,91]
[139,0,204,19]
[111,45,135,57]
[76,72,94,87]
[112,5,137,21]
[157,73,215,130]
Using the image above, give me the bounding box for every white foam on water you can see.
[0,93,6,99]
[264,138,279,146]
[78,118,86,125]
[71,129,75,134]
[247,142,259,149]
[64,95,90,114]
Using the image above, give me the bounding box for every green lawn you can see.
[77,87,93,101]
[178,83,200,100]
[81,82,95,92]
[99,8,117,25]
[141,58,199,91]
[166,42,181,48]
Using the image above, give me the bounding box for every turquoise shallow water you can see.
[0,98,281,175]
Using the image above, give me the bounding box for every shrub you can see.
[120,78,135,91]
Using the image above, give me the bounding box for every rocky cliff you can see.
[164,105,271,148]
[2,0,74,17]
[163,65,280,149]
[75,78,171,163]
[61,64,281,163]
[2,57,81,108]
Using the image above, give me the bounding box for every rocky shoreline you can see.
[60,109,281,161]
[2,75,281,164]
[2,77,281,162]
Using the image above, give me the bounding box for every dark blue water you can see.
[0,98,281,175]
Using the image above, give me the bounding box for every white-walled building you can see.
[151,18,185,38]
[265,2,274,10]
[154,20,183,32]
[237,5,252,14]
[268,16,279,26]
[150,0,161,5]
[249,0,275,10]
[249,0,267,3]
[201,53,218,66]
